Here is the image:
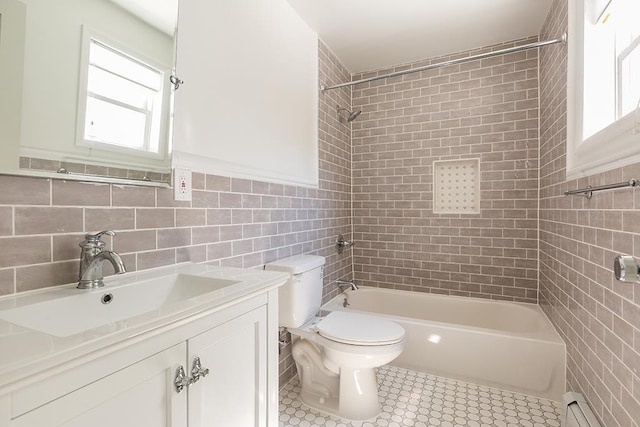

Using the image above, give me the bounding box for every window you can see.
[618,30,640,118]
[77,29,166,156]
[567,0,640,179]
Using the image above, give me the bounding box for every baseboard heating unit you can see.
[563,392,601,427]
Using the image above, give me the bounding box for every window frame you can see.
[567,0,640,180]
[617,34,640,118]
[75,26,170,161]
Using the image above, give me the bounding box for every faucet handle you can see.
[336,234,355,254]
[80,230,116,250]
[85,230,116,241]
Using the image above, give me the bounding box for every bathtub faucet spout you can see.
[336,280,359,291]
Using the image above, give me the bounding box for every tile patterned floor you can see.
[279,365,563,427]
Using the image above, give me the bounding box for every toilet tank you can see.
[265,255,325,328]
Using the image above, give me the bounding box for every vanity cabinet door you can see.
[187,306,268,427]
[11,343,188,427]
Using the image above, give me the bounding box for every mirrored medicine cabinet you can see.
[0,0,179,186]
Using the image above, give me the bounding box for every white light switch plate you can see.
[174,169,192,201]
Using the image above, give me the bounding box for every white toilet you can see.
[265,255,405,421]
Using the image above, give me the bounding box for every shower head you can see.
[337,106,362,122]
[347,109,362,122]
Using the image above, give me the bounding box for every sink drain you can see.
[101,293,114,305]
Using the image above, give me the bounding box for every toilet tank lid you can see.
[264,255,326,274]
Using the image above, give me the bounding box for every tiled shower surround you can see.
[350,37,540,303]
[539,0,640,425]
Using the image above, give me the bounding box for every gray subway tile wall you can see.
[0,176,50,205]
[0,236,51,268]
[539,0,640,425]
[0,208,11,236]
[52,180,111,206]
[0,169,355,289]
[112,184,157,207]
[350,37,541,303]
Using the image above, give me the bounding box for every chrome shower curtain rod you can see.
[321,33,567,92]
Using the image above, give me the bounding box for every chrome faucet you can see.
[78,230,126,289]
[336,279,359,291]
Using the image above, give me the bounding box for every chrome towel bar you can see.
[564,179,639,199]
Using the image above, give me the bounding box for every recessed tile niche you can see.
[433,159,480,215]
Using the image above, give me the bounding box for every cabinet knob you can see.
[174,365,192,393]
[190,357,210,383]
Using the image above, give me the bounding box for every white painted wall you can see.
[17,0,173,171]
[0,0,25,171]
[173,0,319,187]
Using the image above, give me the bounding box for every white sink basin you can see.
[0,274,240,337]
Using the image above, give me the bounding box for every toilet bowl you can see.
[288,311,405,421]
[264,255,405,421]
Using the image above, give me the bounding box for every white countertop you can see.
[0,263,288,392]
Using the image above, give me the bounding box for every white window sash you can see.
[90,61,161,94]
[617,35,640,118]
[86,92,153,150]
[75,26,168,160]
[567,0,640,180]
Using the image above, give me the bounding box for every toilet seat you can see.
[315,311,405,346]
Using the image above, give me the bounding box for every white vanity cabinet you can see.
[188,306,268,427]
[11,344,188,427]
[1,289,280,427]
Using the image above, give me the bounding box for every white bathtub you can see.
[322,287,566,401]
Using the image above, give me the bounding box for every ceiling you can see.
[109,0,178,36]
[286,0,554,74]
